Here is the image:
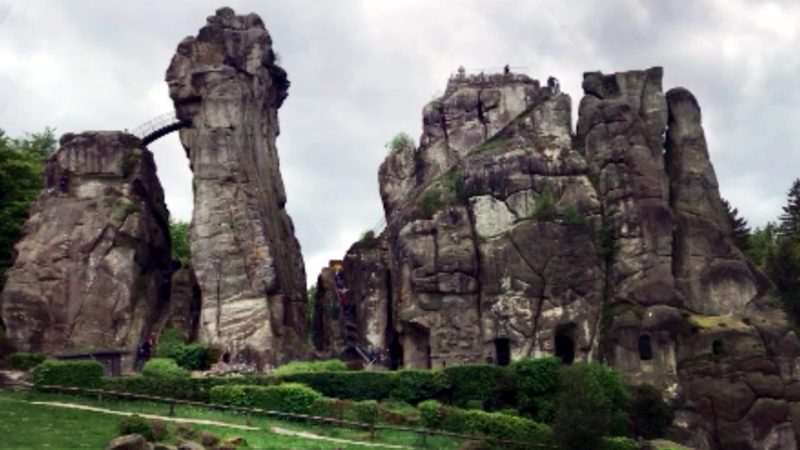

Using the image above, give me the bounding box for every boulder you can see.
[0,132,170,358]
[105,434,153,450]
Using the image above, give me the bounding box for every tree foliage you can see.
[385,132,415,152]
[778,179,800,238]
[746,223,777,269]
[0,128,57,283]
[168,220,191,265]
[722,198,751,253]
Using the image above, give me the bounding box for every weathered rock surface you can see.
[105,434,153,450]
[158,265,201,343]
[166,7,306,367]
[0,132,170,355]
[320,67,800,448]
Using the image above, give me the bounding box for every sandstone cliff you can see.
[317,68,800,449]
[0,131,170,355]
[166,7,307,367]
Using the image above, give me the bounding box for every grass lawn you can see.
[0,391,464,449]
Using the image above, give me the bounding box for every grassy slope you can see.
[0,391,462,449]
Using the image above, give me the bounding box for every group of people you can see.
[134,332,155,371]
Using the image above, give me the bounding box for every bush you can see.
[510,356,560,422]
[441,365,514,409]
[599,436,639,450]
[553,364,632,450]
[210,383,322,414]
[155,328,184,358]
[630,383,674,439]
[103,375,270,403]
[279,371,394,401]
[417,400,552,445]
[562,204,586,225]
[271,359,346,377]
[312,397,346,419]
[534,188,557,220]
[421,190,443,217]
[354,400,378,424]
[391,369,449,404]
[173,343,219,371]
[6,352,46,370]
[386,132,415,151]
[32,359,103,388]
[142,358,189,378]
[116,415,153,440]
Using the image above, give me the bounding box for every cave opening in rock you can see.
[639,334,653,361]
[403,323,431,369]
[554,324,575,364]
[389,332,403,370]
[495,338,511,366]
[712,338,724,356]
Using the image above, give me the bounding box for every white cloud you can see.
[0,0,798,287]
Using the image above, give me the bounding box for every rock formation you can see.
[318,68,800,448]
[0,132,170,355]
[166,7,307,367]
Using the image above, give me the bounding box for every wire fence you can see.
[21,382,555,448]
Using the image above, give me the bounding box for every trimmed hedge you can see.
[210,383,321,414]
[440,364,515,409]
[391,369,449,404]
[279,371,394,401]
[173,343,219,371]
[102,375,271,403]
[417,400,552,445]
[6,352,47,370]
[599,436,639,450]
[142,358,189,378]
[32,359,103,388]
[271,359,346,377]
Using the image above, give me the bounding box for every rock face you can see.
[318,68,800,448]
[0,132,170,355]
[166,7,307,367]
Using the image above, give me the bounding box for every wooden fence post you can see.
[168,402,175,417]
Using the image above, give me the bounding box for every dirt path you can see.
[29,401,258,430]
[28,400,410,448]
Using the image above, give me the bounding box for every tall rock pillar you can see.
[166,7,307,367]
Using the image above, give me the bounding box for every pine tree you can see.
[778,179,800,238]
[722,198,751,253]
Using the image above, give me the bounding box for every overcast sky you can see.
[1,0,798,286]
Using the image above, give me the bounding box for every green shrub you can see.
[553,364,632,450]
[32,359,103,388]
[354,400,378,424]
[173,343,219,371]
[465,400,483,410]
[6,352,46,370]
[142,358,189,378]
[418,400,443,429]
[210,383,322,414]
[102,374,268,402]
[561,204,586,225]
[312,396,343,418]
[630,383,674,439]
[441,365,514,409]
[421,190,443,217]
[510,356,560,422]
[599,436,639,450]
[116,414,153,440]
[271,359,346,377]
[534,188,557,220]
[391,369,449,404]
[386,132,415,151]
[155,328,184,358]
[418,401,552,445]
[279,371,394,401]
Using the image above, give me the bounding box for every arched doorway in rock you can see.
[638,334,653,361]
[554,324,576,364]
[389,332,403,370]
[403,323,431,369]
[494,338,511,366]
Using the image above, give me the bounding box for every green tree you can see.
[553,364,631,450]
[766,237,800,321]
[778,179,800,238]
[0,128,57,284]
[168,220,191,265]
[722,198,750,253]
[746,223,778,268]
